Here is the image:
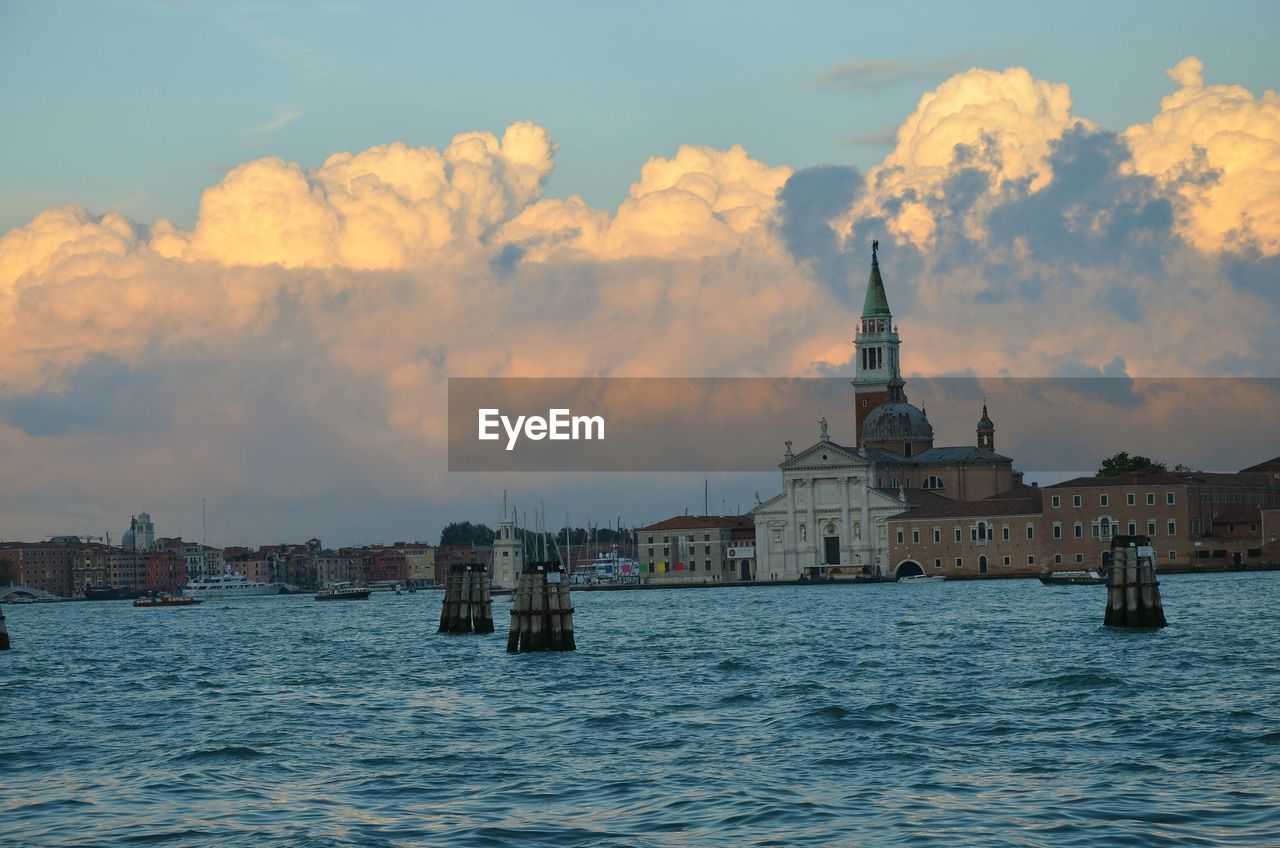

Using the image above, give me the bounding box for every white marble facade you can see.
[752,434,908,580]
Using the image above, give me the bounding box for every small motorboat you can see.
[897,574,946,583]
[315,583,372,601]
[1039,569,1106,586]
[134,594,202,607]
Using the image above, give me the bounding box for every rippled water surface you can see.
[4,574,1280,846]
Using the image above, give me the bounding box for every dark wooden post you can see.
[1105,535,1167,628]
[438,563,493,634]
[507,562,576,652]
[0,608,9,651]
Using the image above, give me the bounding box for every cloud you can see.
[498,143,792,260]
[812,56,977,92]
[246,107,302,136]
[2,62,1279,544]
[1124,57,1280,256]
[841,66,1085,245]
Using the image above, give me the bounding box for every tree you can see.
[439,521,495,547]
[1098,451,1167,477]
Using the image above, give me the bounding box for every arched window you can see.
[1091,516,1119,539]
[922,475,945,490]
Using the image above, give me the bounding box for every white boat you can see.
[897,574,946,583]
[315,582,371,601]
[182,573,281,599]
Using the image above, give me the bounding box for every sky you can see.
[1,1,1278,546]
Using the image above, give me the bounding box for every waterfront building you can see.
[885,465,1280,577]
[121,513,156,552]
[492,518,523,588]
[635,515,755,584]
[144,550,186,594]
[752,243,1022,580]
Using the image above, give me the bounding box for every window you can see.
[1168,520,1177,536]
[1053,523,1062,540]
[1051,495,1061,508]
[1003,556,1011,566]
[896,529,904,544]
[912,529,920,544]
[704,545,711,554]
[1167,492,1176,505]
[923,475,945,490]
[1127,521,1137,535]
[955,558,964,568]
[663,547,669,557]
[1002,525,1010,541]
[933,559,942,569]
[1026,525,1035,540]
[1147,492,1156,505]
[1147,520,1157,536]
[1054,554,1062,564]
[1027,555,1036,565]
[1076,553,1085,564]
[1169,551,1177,560]
[1073,495,1082,508]
[954,528,962,542]
[648,536,654,544]
[1075,522,1084,539]
[1127,493,1136,506]
[1100,494,1109,507]
[933,528,941,543]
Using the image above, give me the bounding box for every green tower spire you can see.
[861,239,892,319]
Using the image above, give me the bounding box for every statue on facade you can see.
[819,416,829,441]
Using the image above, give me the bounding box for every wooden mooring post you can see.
[1105,535,1167,629]
[0,608,10,651]
[507,562,576,652]
[437,563,494,634]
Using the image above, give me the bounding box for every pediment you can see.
[782,440,867,471]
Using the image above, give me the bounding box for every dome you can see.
[977,403,994,433]
[862,401,934,445]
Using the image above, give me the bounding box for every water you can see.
[3,574,1280,847]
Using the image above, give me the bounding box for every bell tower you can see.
[852,240,901,446]
[977,403,995,452]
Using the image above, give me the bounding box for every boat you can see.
[134,594,202,607]
[315,583,371,601]
[84,584,123,601]
[1039,569,1106,586]
[897,574,946,583]
[366,580,403,593]
[181,572,282,599]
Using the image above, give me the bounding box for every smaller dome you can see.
[863,401,934,445]
[977,403,994,432]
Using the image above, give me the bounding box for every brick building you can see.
[636,515,756,584]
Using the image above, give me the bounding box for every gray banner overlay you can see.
[448,378,1280,472]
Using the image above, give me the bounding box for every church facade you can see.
[753,242,1020,580]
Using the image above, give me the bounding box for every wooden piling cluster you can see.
[1105,535,1167,628]
[0,608,10,651]
[507,562,576,652]
[437,563,494,634]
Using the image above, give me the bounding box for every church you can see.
[752,242,1020,580]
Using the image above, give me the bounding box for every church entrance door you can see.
[979,555,989,575]
[824,536,840,565]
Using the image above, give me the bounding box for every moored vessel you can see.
[182,573,282,599]
[1039,569,1106,586]
[315,583,372,601]
[134,594,202,607]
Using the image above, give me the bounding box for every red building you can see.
[145,550,187,594]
